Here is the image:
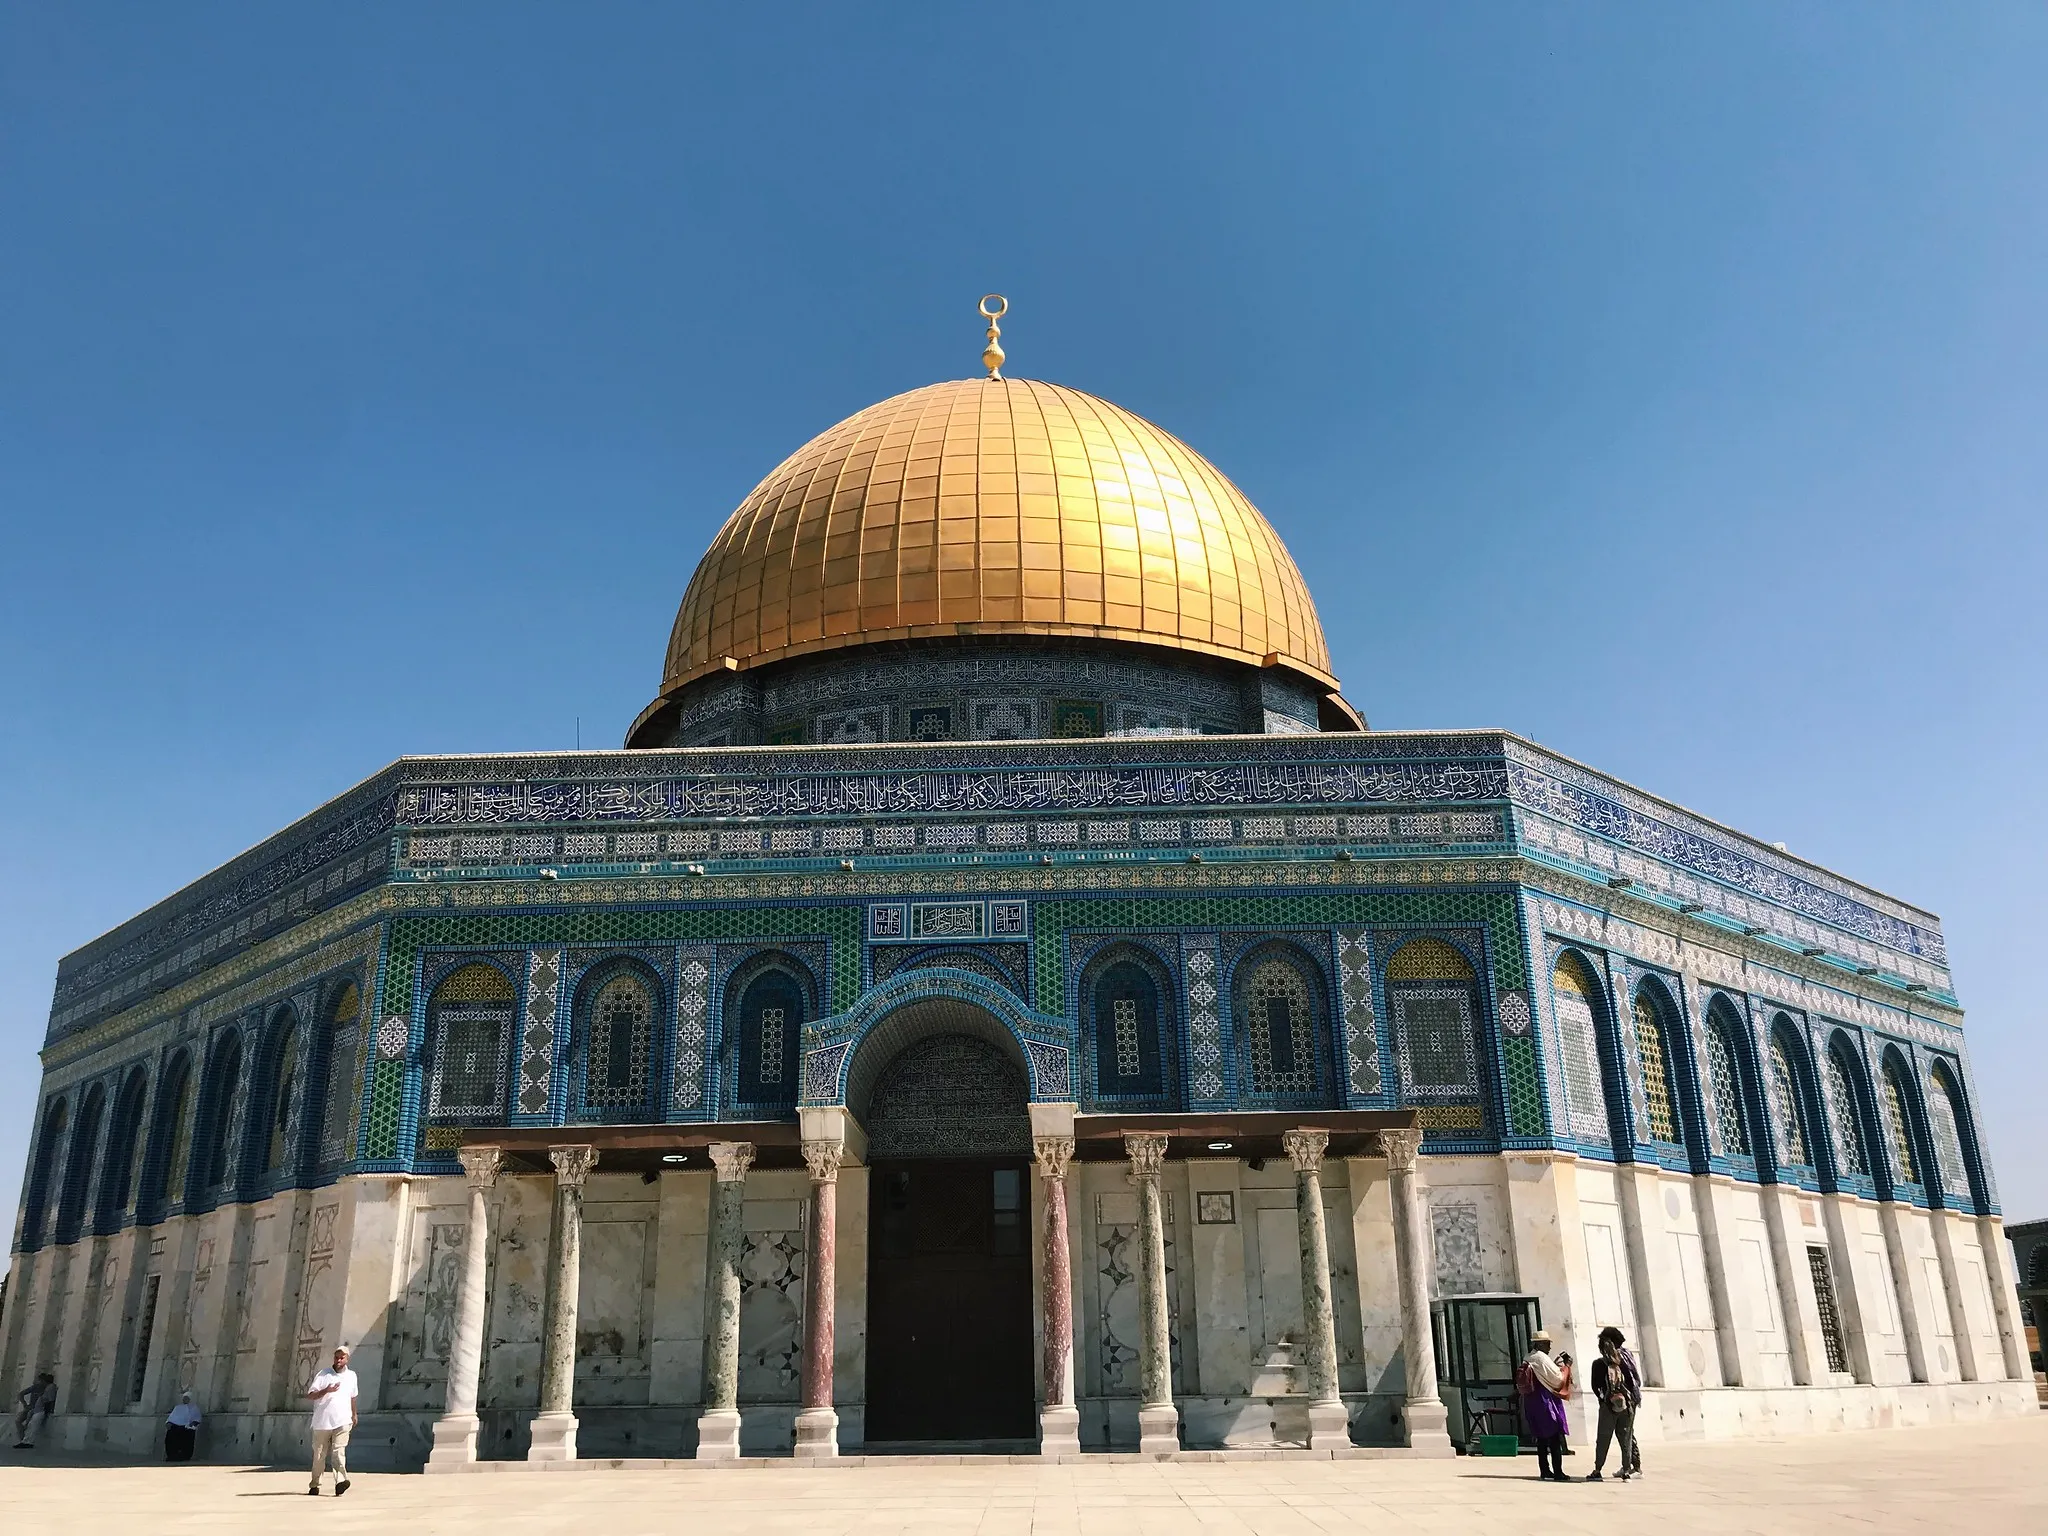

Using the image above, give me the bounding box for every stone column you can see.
[1977,1215,2029,1381]
[1282,1128,1350,1447]
[1383,1128,1452,1455]
[1124,1131,1178,1454]
[695,1141,754,1460]
[1034,1133,1080,1455]
[794,1138,843,1458]
[528,1145,597,1461]
[427,1145,502,1468]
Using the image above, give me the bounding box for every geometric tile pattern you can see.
[1335,928,1381,1096]
[673,948,712,1112]
[518,949,561,1116]
[1179,935,1225,1104]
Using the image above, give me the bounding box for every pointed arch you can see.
[1702,995,1754,1159]
[1630,976,1690,1151]
[1875,1047,1922,1193]
[573,957,663,1121]
[1230,939,1337,1108]
[1765,1015,1819,1175]
[1550,949,1623,1146]
[142,1049,198,1217]
[1819,1032,1874,1183]
[1385,937,1483,1106]
[21,1095,69,1248]
[724,951,816,1114]
[1924,1059,1979,1208]
[315,977,365,1168]
[96,1066,151,1229]
[196,1029,245,1196]
[56,1081,108,1243]
[424,961,518,1135]
[1080,942,1178,1109]
[250,1005,304,1183]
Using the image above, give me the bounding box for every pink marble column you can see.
[794,1138,844,1458]
[1034,1134,1079,1454]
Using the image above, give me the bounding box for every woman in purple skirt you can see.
[1517,1330,1574,1481]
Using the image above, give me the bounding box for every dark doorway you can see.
[864,1159,1036,1442]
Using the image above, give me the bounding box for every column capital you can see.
[1123,1131,1169,1181]
[1282,1127,1330,1173]
[1380,1127,1423,1172]
[801,1139,845,1184]
[709,1141,756,1183]
[457,1145,503,1190]
[1033,1134,1076,1183]
[548,1145,599,1188]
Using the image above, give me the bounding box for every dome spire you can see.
[979,293,1007,379]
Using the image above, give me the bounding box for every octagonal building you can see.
[5,356,2031,1467]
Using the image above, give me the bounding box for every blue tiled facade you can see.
[12,725,1999,1256]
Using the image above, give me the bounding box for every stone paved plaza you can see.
[3,1417,2044,1535]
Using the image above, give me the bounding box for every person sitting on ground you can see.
[1516,1331,1574,1482]
[1587,1326,1642,1481]
[164,1391,203,1462]
[12,1372,56,1450]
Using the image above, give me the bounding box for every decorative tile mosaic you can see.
[1334,929,1381,1097]
[517,949,561,1116]
[1181,935,1226,1104]
[672,947,712,1111]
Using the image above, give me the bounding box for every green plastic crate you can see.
[1476,1434,1522,1457]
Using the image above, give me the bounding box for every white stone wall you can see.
[5,1153,2034,1465]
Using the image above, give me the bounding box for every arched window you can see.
[260,1011,303,1177]
[426,963,517,1124]
[22,1097,68,1246]
[1767,1020,1814,1169]
[733,966,805,1110]
[1551,952,1617,1144]
[582,970,656,1114]
[1820,1040,1869,1179]
[56,1082,107,1242]
[1631,985,1681,1146]
[1924,1062,1974,1203]
[200,1030,245,1191]
[97,1068,151,1226]
[1703,1001,1750,1157]
[1878,1055,1919,1187]
[317,981,363,1167]
[1234,947,1330,1104]
[148,1052,197,1213]
[1385,938,1481,1103]
[1086,955,1171,1102]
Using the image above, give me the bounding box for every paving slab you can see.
[1,1416,2043,1534]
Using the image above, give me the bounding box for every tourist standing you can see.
[164,1392,202,1462]
[304,1345,358,1496]
[12,1372,56,1449]
[1517,1331,1573,1481]
[1587,1326,1642,1480]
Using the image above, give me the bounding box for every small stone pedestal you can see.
[527,1410,578,1462]
[1137,1404,1181,1456]
[1401,1397,1455,1456]
[694,1408,742,1460]
[425,1413,480,1470]
[1306,1399,1352,1447]
[793,1407,840,1459]
[1038,1403,1081,1457]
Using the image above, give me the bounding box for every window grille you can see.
[1807,1246,1849,1374]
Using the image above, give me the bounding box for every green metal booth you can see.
[1431,1292,1542,1453]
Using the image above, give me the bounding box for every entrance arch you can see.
[853,996,1037,1445]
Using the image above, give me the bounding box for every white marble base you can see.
[695,1409,743,1460]
[793,1407,840,1459]
[1038,1403,1082,1456]
[525,1411,579,1462]
[1138,1404,1181,1455]
[1305,1399,1352,1449]
[1400,1397,1454,1456]
[424,1413,480,1470]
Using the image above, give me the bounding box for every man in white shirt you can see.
[304,1345,359,1496]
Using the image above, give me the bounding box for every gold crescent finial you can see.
[980,293,1007,380]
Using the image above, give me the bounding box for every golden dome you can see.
[655,377,1339,699]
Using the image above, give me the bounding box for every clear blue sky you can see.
[4,7,2044,1222]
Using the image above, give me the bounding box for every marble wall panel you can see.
[481,1174,553,1411]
